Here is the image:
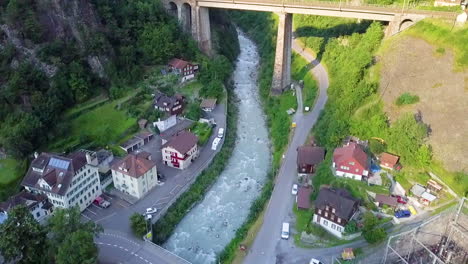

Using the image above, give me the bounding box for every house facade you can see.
[154,92,185,115]
[297,145,325,175]
[313,188,359,238]
[162,131,199,170]
[21,151,102,212]
[0,191,53,222]
[333,142,369,181]
[168,58,199,82]
[111,152,158,199]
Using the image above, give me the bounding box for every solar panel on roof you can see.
[49,157,70,170]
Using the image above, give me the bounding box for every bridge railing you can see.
[199,0,458,17]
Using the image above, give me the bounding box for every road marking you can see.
[101,193,113,200]
[117,202,129,208]
[86,208,97,215]
[91,203,102,210]
[95,212,117,223]
[81,213,91,220]
[169,185,181,195]
[96,241,153,264]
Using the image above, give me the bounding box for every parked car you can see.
[309,258,323,264]
[291,184,298,195]
[212,137,221,151]
[146,207,158,215]
[395,210,411,218]
[218,128,225,138]
[93,196,110,208]
[392,195,408,204]
[281,222,290,239]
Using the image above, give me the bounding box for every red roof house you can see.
[333,142,369,181]
[380,152,400,170]
[168,58,199,82]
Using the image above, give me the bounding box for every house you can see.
[168,58,199,82]
[296,187,312,210]
[93,149,114,189]
[375,194,398,208]
[111,152,158,199]
[21,151,102,212]
[159,118,194,145]
[313,188,359,238]
[380,153,400,170]
[154,92,185,115]
[162,131,199,170]
[297,145,325,175]
[0,191,53,222]
[120,131,154,153]
[200,98,217,112]
[426,179,443,193]
[154,115,178,133]
[333,142,369,181]
[410,184,437,206]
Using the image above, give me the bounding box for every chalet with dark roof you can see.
[154,92,185,115]
[162,130,199,170]
[313,188,359,238]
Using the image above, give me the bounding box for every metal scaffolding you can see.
[382,198,468,264]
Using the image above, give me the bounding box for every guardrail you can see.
[144,239,192,264]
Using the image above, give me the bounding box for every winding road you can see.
[244,39,330,264]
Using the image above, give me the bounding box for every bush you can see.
[344,220,358,234]
[130,213,147,238]
[395,92,420,106]
[362,212,387,244]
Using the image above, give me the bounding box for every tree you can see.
[344,220,358,234]
[56,230,98,264]
[361,212,387,244]
[0,205,47,264]
[417,144,432,167]
[184,101,202,121]
[130,213,148,238]
[47,207,103,255]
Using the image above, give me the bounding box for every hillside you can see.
[378,29,468,172]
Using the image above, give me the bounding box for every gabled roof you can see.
[315,188,358,221]
[111,152,156,178]
[154,92,184,110]
[162,130,198,154]
[297,145,325,166]
[168,58,189,70]
[297,187,312,209]
[333,142,369,170]
[21,151,88,196]
[0,191,48,212]
[375,194,398,207]
[200,98,217,109]
[380,152,399,167]
[411,184,426,197]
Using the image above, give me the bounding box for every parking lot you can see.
[81,192,133,223]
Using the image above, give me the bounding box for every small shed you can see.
[427,180,443,193]
[411,184,426,197]
[200,98,217,112]
[420,192,437,206]
[380,153,400,170]
[296,187,312,210]
[375,194,398,208]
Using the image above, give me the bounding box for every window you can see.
[318,209,322,214]
[356,169,359,172]
[325,212,328,217]
[349,162,355,165]
[323,220,328,226]
[326,205,329,211]
[332,208,336,213]
[337,226,342,232]
[331,223,336,230]
[337,218,341,223]
[331,215,335,220]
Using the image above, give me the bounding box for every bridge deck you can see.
[198,0,458,21]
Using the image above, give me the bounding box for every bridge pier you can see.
[272,12,293,95]
[196,6,213,56]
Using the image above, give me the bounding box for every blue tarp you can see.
[371,164,381,173]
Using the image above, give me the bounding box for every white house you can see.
[333,142,369,181]
[111,152,158,199]
[313,188,359,238]
[0,191,53,222]
[162,131,199,170]
[21,150,102,212]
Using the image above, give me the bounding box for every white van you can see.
[218,128,224,138]
[281,222,290,239]
[211,137,221,151]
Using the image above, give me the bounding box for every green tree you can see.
[56,230,98,264]
[130,213,147,237]
[185,101,202,121]
[139,23,176,64]
[344,220,358,234]
[362,212,387,244]
[47,207,103,255]
[417,144,432,167]
[0,205,48,264]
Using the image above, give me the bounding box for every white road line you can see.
[91,203,102,210]
[81,213,91,220]
[169,185,181,195]
[95,212,117,223]
[117,202,129,208]
[86,208,97,215]
[101,193,113,200]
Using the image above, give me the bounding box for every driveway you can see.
[244,39,329,264]
[94,103,226,263]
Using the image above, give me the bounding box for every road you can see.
[244,39,329,264]
[93,102,227,263]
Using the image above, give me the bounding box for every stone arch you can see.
[399,19,414,32]
[168,1,178,17]
[181,3,192,33]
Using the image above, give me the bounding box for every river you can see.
[164,29,271,263]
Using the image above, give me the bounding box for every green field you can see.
[190,122,213,145]
[0,158,23,185]
[291,52,319,108]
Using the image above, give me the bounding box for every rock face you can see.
[0,0,109,79]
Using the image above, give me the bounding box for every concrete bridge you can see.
[162,0,459,94]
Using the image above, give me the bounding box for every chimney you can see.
[85,153,92,164]
[34,152,39,159]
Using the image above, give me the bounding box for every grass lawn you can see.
[65,94,109,118]
[0,158,24,185]
[190,122,213,146]
[49,98,137,152]
[176,81,203,99]
[291,52,318,108]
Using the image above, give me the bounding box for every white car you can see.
[212,137,221,151]
[281,222,290,239]
[291,184,298,195]
[218,128,224,138]
[146,207,158,215]
[309,259,323,264]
